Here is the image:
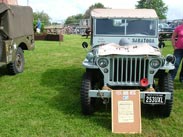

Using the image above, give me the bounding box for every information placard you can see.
[112,90,141,133]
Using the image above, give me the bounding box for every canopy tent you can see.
[0,0,17,5]
[0,3,33,39]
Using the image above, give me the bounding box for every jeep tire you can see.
[157,72,174,117]
[0,36,3,61]
[80,71,96,115]
[7,47,24,75]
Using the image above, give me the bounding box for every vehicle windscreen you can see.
[95,18,157,36]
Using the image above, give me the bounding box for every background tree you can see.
[33,11,51,25]
[64,3,105,25]
[64,14,83,25]
[83,3,105,19]
[135,0,168,19]
[33,11,51,33]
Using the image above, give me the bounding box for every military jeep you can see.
[0,3,34,75]
[81,9,175,117]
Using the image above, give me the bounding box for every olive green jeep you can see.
[0,3,34,75]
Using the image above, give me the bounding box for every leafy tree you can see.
[83,3,105,19]
[64,3,105,25]
[33,11,51,26]
[135,0,168,19]
[64,14,83,25]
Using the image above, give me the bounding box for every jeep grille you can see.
[108,56,149,86]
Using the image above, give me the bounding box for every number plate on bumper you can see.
[144,94,165,104]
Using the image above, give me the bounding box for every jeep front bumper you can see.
[88,89,172,104]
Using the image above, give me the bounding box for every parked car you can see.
[158,23,174,32]
[158,23,174,41]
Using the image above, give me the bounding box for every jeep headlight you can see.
[150,59,161,69]
[98,58,108,68]
[86,52,94,62]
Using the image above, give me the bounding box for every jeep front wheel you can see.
[157,72,174,117]
[7,47,24,75]
[0,36,3,61]
[80,71,96,115]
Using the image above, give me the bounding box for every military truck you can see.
[81,9,175,117]
[0,3,34,75]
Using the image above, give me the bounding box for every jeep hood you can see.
[98,43,161,56]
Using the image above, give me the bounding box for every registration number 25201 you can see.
[144,94,165,104]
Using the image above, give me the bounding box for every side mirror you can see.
[82,42,88,48]
[166,54,175,64]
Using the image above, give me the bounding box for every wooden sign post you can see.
[111,90,141,134]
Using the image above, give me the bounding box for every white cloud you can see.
[18,0,183,22]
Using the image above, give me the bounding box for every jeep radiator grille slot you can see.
[109,57,149,85]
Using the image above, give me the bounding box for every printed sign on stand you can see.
[112,90,141,134]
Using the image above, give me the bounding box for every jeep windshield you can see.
[95,18,157,36]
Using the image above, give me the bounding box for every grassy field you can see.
[0,35,183,137]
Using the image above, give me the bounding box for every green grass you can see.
[0,35,183,137]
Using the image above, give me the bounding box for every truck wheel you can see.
[157,72,174,117]
[7,47,24,75]
[0,36,3,61]
[80,71,96,115]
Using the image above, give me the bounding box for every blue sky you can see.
[18,0,183,22]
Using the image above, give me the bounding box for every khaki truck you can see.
[0,3,34,75]
[81,9,175,117]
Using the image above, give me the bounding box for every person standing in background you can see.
[170,21,183,82]
[85,27,91,38]
[36,18,42,33]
